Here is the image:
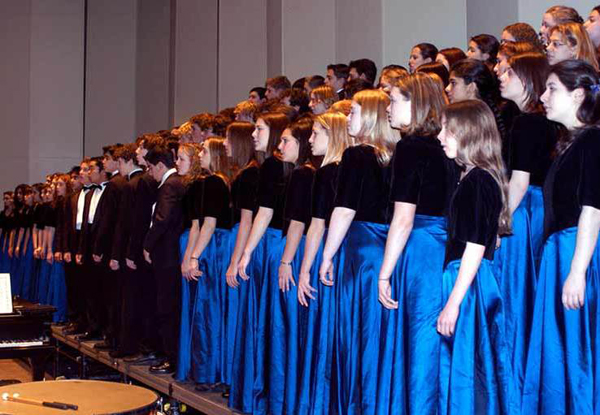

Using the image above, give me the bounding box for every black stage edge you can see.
[51,325,234,415]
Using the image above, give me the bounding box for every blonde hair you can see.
[234,100,259,122]
[395,73,448,137]
[329,99,352,116]
[353,89,400,165]
[178,143,203,185]
[546,5,583,25]
[550,23,600,71]
[203,137,232,183]
[311,85,338,109]
[442,100,511,235]
[315,112,355,166]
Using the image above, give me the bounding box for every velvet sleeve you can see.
[578,131,600,210]
[391,139,422,204]
[257,156,284,209]
[334,146,365,210]
[202,175,229,219]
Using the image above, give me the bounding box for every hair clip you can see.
[591,84,600,95]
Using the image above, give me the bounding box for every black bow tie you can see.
[88,184,102,191]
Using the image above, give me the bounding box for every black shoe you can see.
[124,352,161,365]
[64,325,85,335]
[93,340,113,350]
[149,361,174,374]
[109,349,136,359]
[76,331,102,341]
[194,383,211,392]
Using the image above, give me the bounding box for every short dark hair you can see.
[69,166,81,175]
[114,143,138,162]
[102,143,123,158]
[415,43,438,61]
[471,34,500,65]
[305,75,325,90]
[344,78,373,99]
[327,64,350,80]
[145,143,176,168]
[89,156,105,172]
[416,62,450,87]
[266,75,291,91]
[250,87,266,99]
[349,58,378,84]
[189,113,217,131]
[289,89,310,114]
[438,48,467,68]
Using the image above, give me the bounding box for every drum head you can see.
[0,379,158,415]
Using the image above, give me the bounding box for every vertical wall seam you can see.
[82,0,88,157]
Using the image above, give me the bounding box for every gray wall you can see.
[1,0,595,199]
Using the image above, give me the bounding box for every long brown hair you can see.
[226,121,257,177]
[178,143,203,185]
[258,112,290,156]
[395,72,448,137]
[549,22,600,71]
[315,112,354,166]
[507,52,549,113]
[352,89,400,165]
[442,100,512,235]
[203,137,232,184]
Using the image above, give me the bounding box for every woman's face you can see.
[466,41,485,61]
[409,47,430,73]
[278,129,300,164]
[347,101,362,137]
[546,31,576,65]
[436,53,450,71]
[309,122,329,156]
[446,74,476,103]
[501,30,515,44]
[15,189,23,202]
[3,194,13,209]
[437,118,459,159]
[309,93,327,115]
[252,118,270,152]
[56,179,67,197]
[176,148,192,176]
[200,147,211,171]
[541,73,581,128]
[387,87,412,129]
[136,144,147,167]
[24,192,33,206]
[585,10,600,47]
[540,13,557,44]
[499,66,527,106]
[494,52,509,76]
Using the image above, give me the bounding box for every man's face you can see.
[88,162,103,184]
[103,154,118,172]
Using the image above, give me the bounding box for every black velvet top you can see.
[182,179,203,229]
[43,204,57,228]
[202,174,232,229]
[257,156,289,230]
[543,128,600,239]
[391,135,458,216]
[33,204,45,229]
[283,165,315,235]
[510,113,558,186]
[334,145,392,224]
[499,100,521,168]
[231,165,260,224]
[445,168,502,266]
[311,163,339,227]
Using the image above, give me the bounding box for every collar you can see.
[110,170,120,178]
[337,88,344,94]
[158,168,177,188]
[128,168,143,180]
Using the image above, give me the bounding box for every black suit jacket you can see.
[126,172,157,264]
[111,170,143,262]
[91,176,126,258]
[68,190,84,255]
[143,173,185,268]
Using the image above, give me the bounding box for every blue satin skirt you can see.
[47,261,66,322]
[36,259,51,304]
[522,227,600,415]
[0,234,8,273]
[16,239,35,300]
[228,227,270,413]
[520,186,544,267]
[191,228,233,384]
[439,259,512,415]
[492,204,536,401]
[377,215,447,415]
[253,228,287,415]
[334,221,388,414]
[222,223,240,386]
[176,229,195,381]
[296,231,343,415]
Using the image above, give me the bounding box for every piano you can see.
[0,299,56,381]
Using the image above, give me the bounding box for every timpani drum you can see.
[0,379,159,414]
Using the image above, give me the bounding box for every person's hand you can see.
[93,254,103,263]
[143,250,152,264]
[34,247,41,259]
[319,257,334,286]
[226,263,240,288]
[495,235,502,250]
[562,271,587,310]
[109,259,120,271]
[63,252,72,263]
[125,258,137,270]
[437,302,460,337]
[378,279,398,309]
[54,252,63,262]
[278,262,296,292]
[75,254,83,265]
[15,246,21,258]
[238,253,251,281]
[46,252,54,264]
[297,271,317,307]
[8,247,13,258]
[183,258,200,281]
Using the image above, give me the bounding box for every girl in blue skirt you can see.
[275,117,316,414]
[522,60,600,414]
[223,121,259,396]
[0,192,15,273]
[236,111,290,414]
[175,142,204,381]
[186,138,233,390]
[296,112,353,415]
[377,73,456,415]
[319,89,400,414]
[437,100,513,415]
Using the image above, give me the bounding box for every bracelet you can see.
[191,257,199,260]
[280,260,291,266]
